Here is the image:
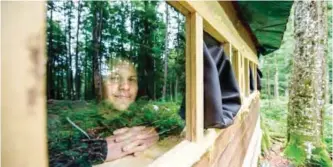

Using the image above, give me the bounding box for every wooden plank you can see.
[167,1,190,16]
[239,52,245,101]
[231,100,260,167]
[186,12,204,142]
[177,1,258,64]
[218,1,259,57]
[252,63,257,91]
[192,92,260,167]
[217,99,260,167]
[2,1,48,167]
[229,43,233,65]
[242,116,262,167]
[244,59,250,97]
[232,50,241,91]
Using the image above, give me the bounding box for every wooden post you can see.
[229,43,233,65]
[251,62,257,91]
[2,1,48,167]
[186,12,204,142]
[239,52,245,100]
[244,59,250,96]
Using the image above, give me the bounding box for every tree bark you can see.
[47,1,54,99]
[285,1,331,165]
[92,4,103,102]
[162,3,169,101]
[67,1,73,100]
[274,54,279,99]
[75,1,82,100]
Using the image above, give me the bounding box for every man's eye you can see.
[110,76,120,82]
[129,78,137,82]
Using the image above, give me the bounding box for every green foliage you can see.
[309,147,332,167]
[47,100,184,164]
[284,134,307,166]
[260,98,288,138]
[284,134,332,167]
[260,115,272,154]
[46,1,186,101]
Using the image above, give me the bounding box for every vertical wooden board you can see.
[222,42,230,57]
[229,43,233,65]
[239,52,245,100]
[2,1,48,167]
[252,63,257,91]
[186,12,204,142]
[244,59,250,96]
[185,13,192,142]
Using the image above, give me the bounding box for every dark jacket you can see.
[180,33,242,129]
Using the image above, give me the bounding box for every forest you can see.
[259,1,332,167]
[46,0,185,102]
[45,1,333,167]
[46,1,186,166]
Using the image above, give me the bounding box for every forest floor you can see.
[258,98,332,167]
[260,141,291,167]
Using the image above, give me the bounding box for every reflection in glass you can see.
[46,1,185,166]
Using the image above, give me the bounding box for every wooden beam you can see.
[252,63,257,91]
[229,43,233,65]
[186,12,204,142]
[2,1,48,167]
[177,1,258,64]
[244,59,250,97]
[239,52,245,101]
[167,1,190,16]
[218,1,259,57]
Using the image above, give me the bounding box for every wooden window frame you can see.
[3,1,261,167]
[151,1,260,167]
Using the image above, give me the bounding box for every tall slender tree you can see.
[75,1,82,100]
[162,3,169,100]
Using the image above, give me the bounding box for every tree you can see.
[65,1,74,100]
[285,1,331,166]
[162,3,169,101]
[47,1,55,99]
[75,1,82,100]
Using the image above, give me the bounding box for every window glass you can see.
[46,1,185,166]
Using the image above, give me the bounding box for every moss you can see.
[260,115,272,153]
[308,147,332,167]
[284,134,332,167]
[284,135,307,166]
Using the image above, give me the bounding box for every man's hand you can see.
[104,126,159,162]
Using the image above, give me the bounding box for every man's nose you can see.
[119,80,130,90]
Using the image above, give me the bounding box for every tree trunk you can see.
[47,1,54,99]
[274,54,279,99]
[75,1,82,100]
[285,1,331,166]
[67,1,73,100]
[92,5,103,102]
[175,76,178,102]
[266,70,271,99]
[162,3,169,101]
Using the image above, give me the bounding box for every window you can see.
[46,1,188,167]
[2,1,261,167]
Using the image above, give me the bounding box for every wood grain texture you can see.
[186,12,204,142]
[2,1,48,167]
[193,93,260,167]
[176,1,258,64]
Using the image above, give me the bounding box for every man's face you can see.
[105,62,138,111]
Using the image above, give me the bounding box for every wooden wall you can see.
[193,93,261,167]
